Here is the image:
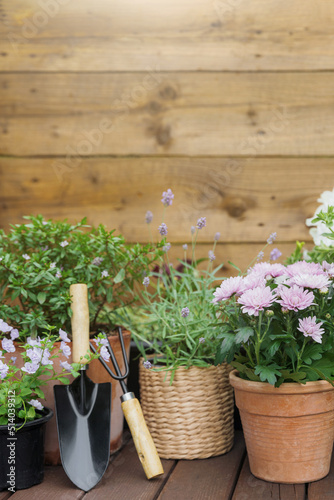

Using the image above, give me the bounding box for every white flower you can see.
[101,270,109,278]
[50,262,56,269]
[22,253,30,260]
[60,240,69,248]
[306,188,334,246]
[28,399,44,411]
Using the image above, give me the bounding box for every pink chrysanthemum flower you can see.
[322,261,334,278]
[277,285,315,311]
[248,262,286,279]
[286,261,325,277]
[237,286,276,316]
[212,276,245,303]
[297,316,325,343]
[242,274,266,291]
[289,273,331,290]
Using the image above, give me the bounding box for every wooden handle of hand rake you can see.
[70,284,90,364]
[121,397,164,479]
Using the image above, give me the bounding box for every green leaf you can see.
[37,292,46,305]
[114,269,125,283]
[58,377,70,385]
[27,406,36,419]
[254,364,281,385]
[302,344,323,365]
[235,327,254,344]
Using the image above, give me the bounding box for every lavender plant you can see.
[0,215,162,339]
[125,189,224,382]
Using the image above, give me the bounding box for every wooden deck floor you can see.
[1,431,333,500]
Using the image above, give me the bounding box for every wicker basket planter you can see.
[139,360,234,459]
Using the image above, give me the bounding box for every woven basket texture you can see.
[139,361,234,459]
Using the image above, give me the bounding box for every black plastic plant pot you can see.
[0,407,53,492]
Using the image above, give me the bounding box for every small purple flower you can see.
[161,189,174,207]
[0,360,9,379]
[143,276,150,287]
[196,217,206,230]
[270,248,282,261]
[41,245,49,251]
[26,347,42,363]
[55,271,62,278]
[191,226,196,235]
[143,360,152,369]
[181,307,190,318]
[0,320,13,333]
[100,346,110,362]
[93,336,108,349]
[21,361,39,374]
[101,270,109,278]
[60,360,73,371]
[22,253,30,260]
[182,244,188,250]
[199,337,205,344]
[27,337,42,347]
[163,243,171,253]
[92,257,103,266]
[267,232,277,244]
[28,399,44,411]
[257,251,264,261]
[1,338,15,353]
[41,348,53,366]
[59,328,70,343]
[214,232,221,241]
[145,211,153,224]
[61,341,71,359]
[208,250,216,262]
[50,262,56,269]
[10,357,17,364]
[10,329,19,340]
[158,223,168,236]
[60,240,69,248]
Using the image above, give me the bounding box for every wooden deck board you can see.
[3,431,334,499]
[83,440,175,500]
[157,431,245,500]
[232,457,306,500]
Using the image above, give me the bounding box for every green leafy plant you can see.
[0,215,162,339]
[0,323,101,427]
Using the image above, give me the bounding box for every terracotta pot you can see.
[5,329,131,465]
[229,370,334,483]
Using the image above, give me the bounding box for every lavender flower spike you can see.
[145,210,153,224]
[270,248,282,261]
[199,337,205,344]
[181,307,190,318]
[191,226,196,235]
[183,244,188,250]
[214,232,221,241]
[161,189,174,207]
[163,243,171,253]
[158,223,168,236]
[143,360,152,369]
[209,250,216,262]
[257,251,264,261]
[267,232,277,244]
[143,277,150,287]
[196,217,206,230]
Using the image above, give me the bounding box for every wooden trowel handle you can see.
[70,284,90,364]
[121,396,164,479]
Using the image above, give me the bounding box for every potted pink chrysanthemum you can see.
[213,244,334,484]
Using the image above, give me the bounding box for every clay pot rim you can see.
[229,369,334,394]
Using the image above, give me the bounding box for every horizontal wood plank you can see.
[0,157,328,246]
[308,448,334,500]
[232,457,306,500]
[158,431,245,500]
[83,440,175,500]
[1,72,334,156]
[9,466,85,500]
[0,0,334,71]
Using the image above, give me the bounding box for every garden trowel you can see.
[54,284,111,492]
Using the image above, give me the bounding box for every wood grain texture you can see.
[308,450,334,500]
[0,157,328,244]
[0,492,11,500]
[1,0,334,71]
[232,457,306,500]
[83,440,175,500]
[1,72,334,156]
[157,431,245,500]
[8,466,85,500]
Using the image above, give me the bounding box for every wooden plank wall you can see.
[0,0,333,275]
